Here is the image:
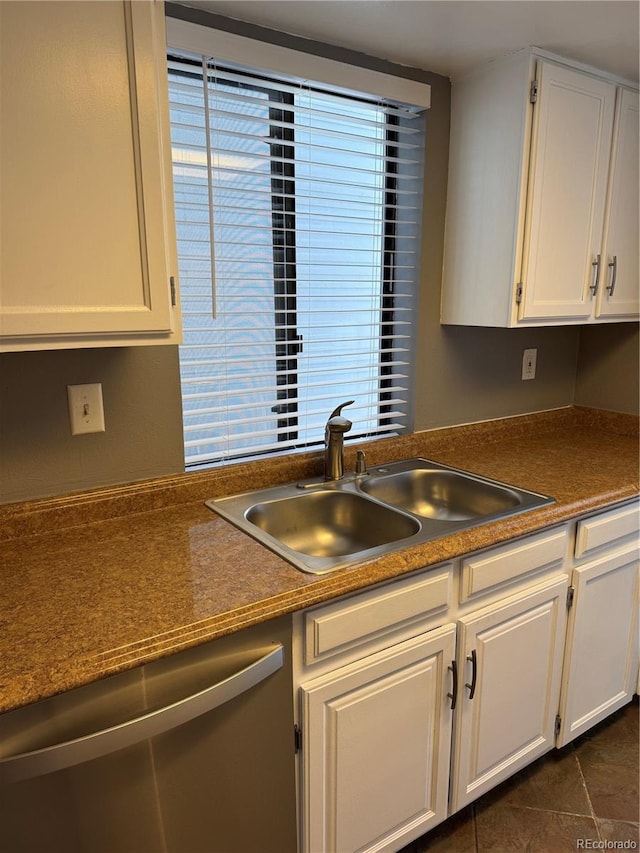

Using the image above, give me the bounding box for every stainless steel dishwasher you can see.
[0,616,297,853]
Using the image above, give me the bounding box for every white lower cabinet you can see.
[557,503,640,746]
[449,576,568,812]
[300,624,456,853]
[295,503,638,852]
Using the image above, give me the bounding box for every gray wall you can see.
[0,11,637,504]
[575,323,640,415]
[412,71,582,431]
[0,347,184,503]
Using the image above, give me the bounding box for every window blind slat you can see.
[180,365,412,395]
[169,51,422,466]
[170,99,423,141]
[173,185,420,211]
[184,395,407,420]
[184,423,408,463]
[169,103,422,148]
[180,362,412,388]
[183,417,409,448]
[182,380,410,404]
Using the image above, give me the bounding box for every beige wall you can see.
[0,11,636,504]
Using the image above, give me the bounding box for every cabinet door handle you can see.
[465,649,478,700]
[447,660,458,710]
[606,255,618,297]
[590,254,601,296]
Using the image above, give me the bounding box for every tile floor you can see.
[400,697,639,852]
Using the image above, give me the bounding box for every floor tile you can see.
[579,759,639,822]
[597,819,640,846]
[573,699,639,768]
[401,698,638,852]
[479,748,591,817]
[575,699,639,821]
[474,803,599,852]
[414,807,476,852]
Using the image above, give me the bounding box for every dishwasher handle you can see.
[0,643,283,785]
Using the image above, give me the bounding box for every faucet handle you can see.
[328,400,354,418]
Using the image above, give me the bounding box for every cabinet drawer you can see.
[303,567,452,667]
[575,502,640,558]
[460,527,568,602]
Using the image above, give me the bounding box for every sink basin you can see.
[360,467,523,520]
[206,457,554,574]
[246,490,419,558]
[208,482,420,574]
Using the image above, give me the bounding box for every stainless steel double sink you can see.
[206,458,554,574]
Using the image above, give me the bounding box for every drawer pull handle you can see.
[606,255,618,297]
[447,660,458,710]
[590,254,601,296]
[466,649,478,700]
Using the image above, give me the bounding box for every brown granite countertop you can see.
[1,406,638,715]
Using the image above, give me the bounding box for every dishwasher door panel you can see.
[152,619,298,853]
[0,616,297,853]
[0,668,165,853]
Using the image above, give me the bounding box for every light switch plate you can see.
[67,384,105,435]
[522,348,537,381]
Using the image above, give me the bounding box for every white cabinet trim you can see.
[575,501,640,558]
[460,528,568,601]
[303,567,452,668]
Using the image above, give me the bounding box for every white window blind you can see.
[168,49,425,467]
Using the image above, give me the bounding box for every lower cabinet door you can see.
[450,576,568,812]
[557,544,639,746]
[300,624,456,853]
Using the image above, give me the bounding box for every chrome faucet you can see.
[324,400,354,481]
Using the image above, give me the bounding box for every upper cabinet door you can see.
[519,62,615,322]
[0,1,181,351]
[441,50,638,328]
[596,88,640,319]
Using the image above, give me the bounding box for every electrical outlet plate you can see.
[67,384,105,435]
[522,348,537,381]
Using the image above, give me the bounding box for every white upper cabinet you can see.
[520,64,615,321]
[595,88,640,318]
[0,0,181,351]
[441,49,639,327]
